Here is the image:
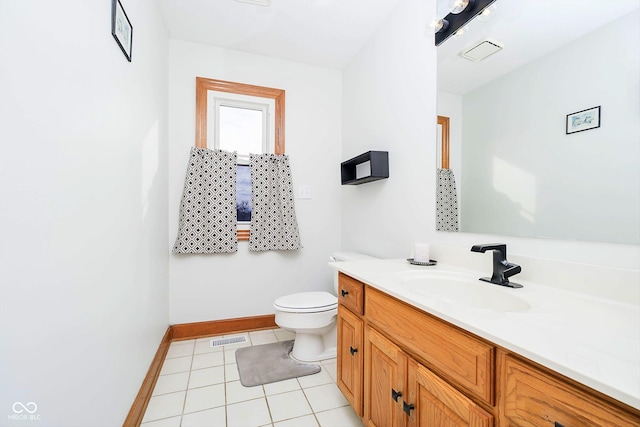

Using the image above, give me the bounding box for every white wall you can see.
[0,1,169,426]
[168,40,342,324]
[460,10,640,244]
[342,0,438,258]
[342,1,640,269]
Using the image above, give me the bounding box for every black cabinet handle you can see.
[392,389,402,402]
[341,289,349,297]
[403,401,415,415]
[554,423,565,427]
[349,346,358,356]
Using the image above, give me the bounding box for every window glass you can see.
[236,164,252,222]
[218,103,266,155]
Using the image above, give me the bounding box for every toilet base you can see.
[289,325,337,362]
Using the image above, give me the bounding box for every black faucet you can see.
[470,244,523,288]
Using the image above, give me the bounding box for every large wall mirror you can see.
[436,0,640,244]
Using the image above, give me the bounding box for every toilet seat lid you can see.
[274,291,337,313]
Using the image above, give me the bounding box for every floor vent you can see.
[210,334,248,348]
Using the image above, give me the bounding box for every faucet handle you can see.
[470,243,506,255]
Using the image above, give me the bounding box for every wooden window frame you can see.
[195,77,286,240]
[437,115,450,169]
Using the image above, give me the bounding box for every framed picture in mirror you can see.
[566,106,601,134]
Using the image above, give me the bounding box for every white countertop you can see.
[329,258,640,410]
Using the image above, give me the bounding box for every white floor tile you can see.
[183,383,225,414]
[303,383,349,413]
[322,361,337,383]
[226,398,272,427]
[225,363,240,382]
[160,356,192,375]
[188,366,225,389]
[226,379,265,404]
[315,406,364,427]
[263,378,300,396]
[141,328,359,427]
[224,348,239,365]
[180,407,226,427]
[274,329,296,341]
[250,330,278,345]
[192,351,224,370]
[267,390,313,422]
[152,371,189,396]
[140,415,182,427]
[274,414,319,427]
[141,391,185,423]
[297,367,334,388]
[194,340,223,355]
[166,341,195,358]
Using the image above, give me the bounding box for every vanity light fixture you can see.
[435,0,497,46]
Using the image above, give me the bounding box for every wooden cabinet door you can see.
[502,355,640,427]
[364,326,408,427]
[408,359,493,427]
[337,306,364,416]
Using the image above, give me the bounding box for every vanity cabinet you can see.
[337,273,365,416]
[364,326,408,426]
[337,305,364,415]
[499,354,639,427]
[364,326,492,427]
[336,273,640,427]
[366,287,494,405]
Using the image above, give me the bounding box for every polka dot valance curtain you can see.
[436,168,459,232]
[249,154,302,251]
[172,148,301,254]
[173,148,238,254]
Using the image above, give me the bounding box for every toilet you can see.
[273,251,378,362]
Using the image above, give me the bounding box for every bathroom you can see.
[0,0,638,426]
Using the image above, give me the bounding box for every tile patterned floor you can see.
[141,328,364,427]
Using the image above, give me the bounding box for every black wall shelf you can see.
[341,151,389,185]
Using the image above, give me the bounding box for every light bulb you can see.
[454,24,471,37]
[449,0,472,14]
[477,4,497,21]
[428,16,449,33]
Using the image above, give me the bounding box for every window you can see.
[195,77,285,240]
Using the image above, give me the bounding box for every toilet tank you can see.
[330,251,379,294]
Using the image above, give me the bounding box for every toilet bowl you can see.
[273,251,378,362]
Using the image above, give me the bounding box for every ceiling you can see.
[158,0,639,86]
[158,0,404,69]
[436,0,640,94]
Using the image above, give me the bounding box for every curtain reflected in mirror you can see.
[436,115,459,232]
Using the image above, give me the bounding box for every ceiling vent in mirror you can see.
[460,38,503,62]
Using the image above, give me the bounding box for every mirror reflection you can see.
[436,0,640,244]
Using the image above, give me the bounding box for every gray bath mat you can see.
[235,340,321,387]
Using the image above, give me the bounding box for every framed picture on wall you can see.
[111,0,133,62]
[566,106,600,134]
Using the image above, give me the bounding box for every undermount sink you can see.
[395,271,531,312]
